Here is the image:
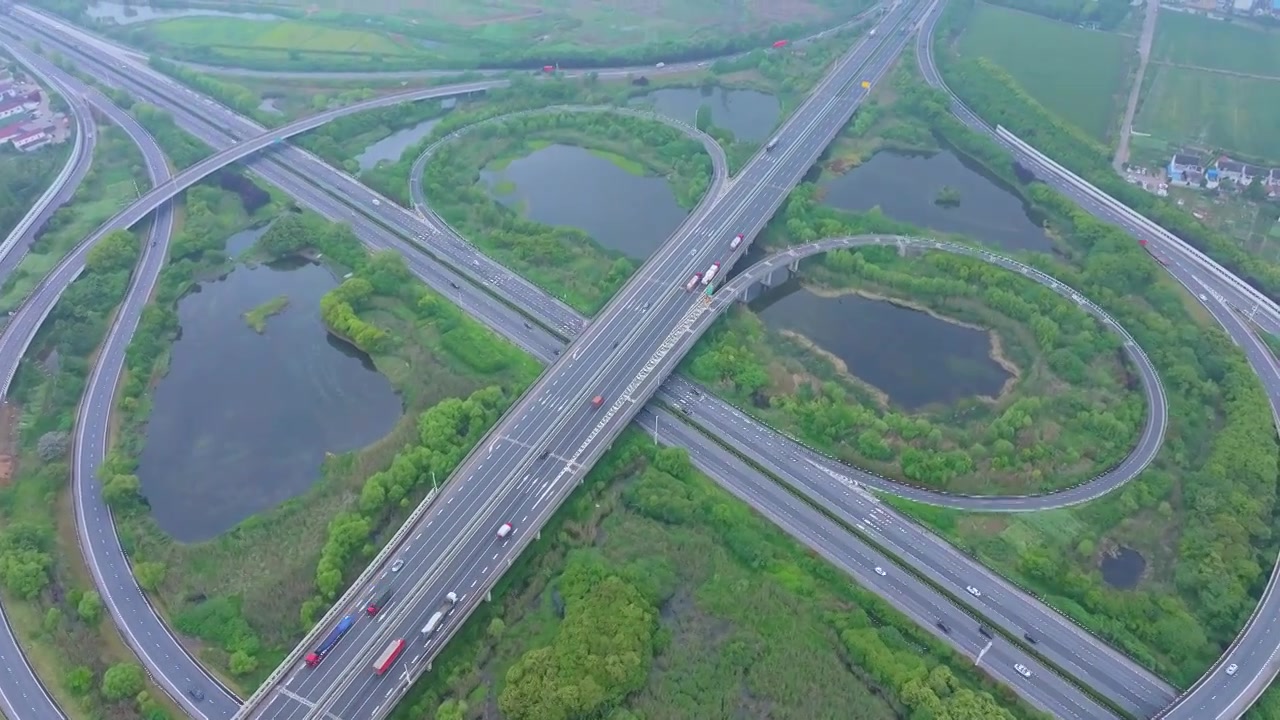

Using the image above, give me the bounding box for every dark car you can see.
[1023,632,1038,645]
[978,626,993,639]
[936,620,951,634]
[188,687,205,702]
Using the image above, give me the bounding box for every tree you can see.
[36,431,70,461]
[65,666,94,696]
[101,663,145,701]
[134,561,167,592]
[77,590,104,625]
[229,650,258,676]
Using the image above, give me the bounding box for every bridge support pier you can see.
[486,590,492,603]
[536,530,541,540]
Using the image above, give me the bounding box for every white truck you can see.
[701,262,722,285]
[419,592,459,638]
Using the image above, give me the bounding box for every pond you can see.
[1100,546,1147,590]
[355,117,443,174]
[822,149,1053,253]
[632,86,781,143]
[85,1,282,25]
[480,143,688,260]
[136,224,402,543]
[752,284,1012,411]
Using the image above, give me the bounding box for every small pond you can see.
[137,224,402,542]
[632,86,781,143]
[822,150,1053,253]
[480,143,687,260]
[356,117,443,174]
[1100,546,1146,590]
[753,284,1012,411]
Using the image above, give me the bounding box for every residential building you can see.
[0,97,28,122]
[12,129,50,152]
[1168,153,1204,185]
[1232,0,1253,11]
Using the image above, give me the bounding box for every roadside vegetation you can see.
[935,0,1280,307]
[0,126,143,310]
[954,2,1130,141]
[32,0,874,73]
[389,433,1049,720]
[685,240,1144,495]
[824,52,1280,696]
[386,107,711,314]
[100,210,539,690]
[0,141,70,243]
[0,212,184,719]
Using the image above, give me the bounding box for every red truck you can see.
[772,40,789,48]
[372,638,406,676]
[1138,239,1168,266]
[541,65,555,73]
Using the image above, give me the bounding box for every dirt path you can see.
[1114,0,1160,172]
[1153,60,1280,82]
[0,402,20,486]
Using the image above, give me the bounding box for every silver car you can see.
[390,559,405,573]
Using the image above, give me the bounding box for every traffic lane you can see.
[670,363,1162,707]
[0,603,63,720]
[81,210,245,719]
[651,410,1117,720]
[286,377,627,701]
[318,318,699,715]
[863,501,1172,713]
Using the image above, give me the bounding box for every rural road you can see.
[1114,0,1159,171]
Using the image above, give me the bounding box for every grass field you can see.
[131,0,859,69]
[144,16,418,56]
[1135,62,1280,161]
[1152,11,1280,77]
[957,3,1131,140]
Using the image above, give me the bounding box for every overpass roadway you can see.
[20,2,1177,712]
[237,3,943,719]
[0,40,94,279]
[916,8,1280,719]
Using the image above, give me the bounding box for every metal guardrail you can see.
[232,485,440,715]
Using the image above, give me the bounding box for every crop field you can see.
[144,17,418,56]
[957,3,1131,140]
[143,0,853,62]
[1135,63,1280,161]
[1153,11,1280,78]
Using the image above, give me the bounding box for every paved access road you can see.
[17,5,1177,717]
[916,10,1280,720]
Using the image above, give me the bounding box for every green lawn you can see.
[1152,11,1280,77]
[1135,62,1280,161]
[957,3,1131,140]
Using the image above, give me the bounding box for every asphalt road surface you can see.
[15,2,1177,712]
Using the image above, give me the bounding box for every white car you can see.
[390,559,405,573]
[1226,664,1238,676]
[966,585,982,598]
[873,566,886,576]
[1014,663,1033,679]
